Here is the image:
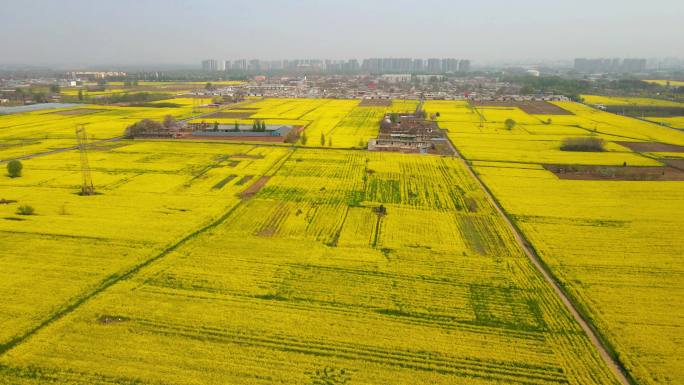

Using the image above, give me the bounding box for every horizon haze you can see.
[1,0,683,67]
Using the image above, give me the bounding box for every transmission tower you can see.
[75,125,95,195]
[469,101,485,128]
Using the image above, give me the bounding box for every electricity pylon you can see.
[75,125,95,195]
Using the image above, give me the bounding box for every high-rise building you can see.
[224,60,231,71]
[574,58,647,73]
[362,58,382,73]
[248,59,261,72]
[458,59,471,72]
[427,58,442,73]
[346,59,360,72]
[622,58,647,73]
[233,59,247,71]
[412,59,424,72]
[201,59,218,71]
[268,60,283,70]
[442,58,459,73]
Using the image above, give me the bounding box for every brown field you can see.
[663,158,684,170]
[359,99,392,106]
[474,101,574,115]
[544,164,684,181]
[616,141,684,152]
[240,176,271,199]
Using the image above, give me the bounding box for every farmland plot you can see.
[442,100,684,385]
[0,102,212,161]
[189,98,419,149]
[476,165,684,385]
[0,149,618,385]
[0,141,289,352]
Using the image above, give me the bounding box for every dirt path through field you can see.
[447,142,633,385]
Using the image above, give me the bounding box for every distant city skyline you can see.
[1,0,683,67]
[198,58,472,73]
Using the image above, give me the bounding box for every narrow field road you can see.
[447,141,633,385]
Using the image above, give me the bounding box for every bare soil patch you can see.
[50,108,107,116]
[240,176,270,199]
[544,164,684,181]
[473,101,573,115]
[616,141,684,153]
[662,158,684,171]
[359,99,392,107]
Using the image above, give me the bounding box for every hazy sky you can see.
[1,0,683,67]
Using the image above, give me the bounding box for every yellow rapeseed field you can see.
[0,141,290,349]
[475,166,684,385]
[427,99,684,385]
[188,98,418,148]
[0,101,212,161]
[0,147,618,385]
[644,116,684,129]
[2,97,681,385]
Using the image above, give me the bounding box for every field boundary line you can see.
[0,147,295,357]
[445,137,634,385]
